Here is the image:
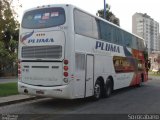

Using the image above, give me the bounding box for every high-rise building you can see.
[132,13,159,53]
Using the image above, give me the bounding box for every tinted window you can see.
[112,27,117,43]
[123,31,132,47]
[132,36,138,49]
[112,27,123,45]
[138,38,145,51]
[116,28,123,45]
[74,9,99,39]
[22,7,65,29]
[99,21,112,42]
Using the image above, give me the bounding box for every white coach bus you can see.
[18,4,148,100]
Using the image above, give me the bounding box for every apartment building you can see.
[132,13,159,53]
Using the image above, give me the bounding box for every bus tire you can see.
[93,81,102,100]
[103,79,113,98]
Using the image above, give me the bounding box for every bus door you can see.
[85,55,94,97]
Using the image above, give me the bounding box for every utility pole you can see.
[104,0,106,19]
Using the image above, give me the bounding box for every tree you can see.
[0,0,20,76]
[97,4,120,26]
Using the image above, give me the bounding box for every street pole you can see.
[104,0,106,19]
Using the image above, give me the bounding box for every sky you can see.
[16,0,160,33]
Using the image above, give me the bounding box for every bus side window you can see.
[99,21,112,42]
[132,36,138,49]
[116,28,123,45]
[112,27,117,44]
[138,38,145,51]
[74,9,99,39]
[92,18,99,39]
[138,38,141,50]
[75,53,85,71]
[74,9,93,38]
[123,31,132,47]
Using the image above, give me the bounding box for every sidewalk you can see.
[0,76,17,79]
[0,77,17,83]
[0,94,40,107]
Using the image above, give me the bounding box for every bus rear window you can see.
[22,7,65,29]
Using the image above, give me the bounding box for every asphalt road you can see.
[0,77,160,119]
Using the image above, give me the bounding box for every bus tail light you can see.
[64,59,69,65]
[64,72,68,77]
[63,72,68,83]
[63,59,69,83]
[64,66,68,71]
[18,60,21,80]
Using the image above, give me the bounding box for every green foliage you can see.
[0,0,19,76]
[97,4,120,26]
[0,82,18,97]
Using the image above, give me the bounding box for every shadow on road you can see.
[29,85,145,110]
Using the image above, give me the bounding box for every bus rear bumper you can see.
[18,82,73,99]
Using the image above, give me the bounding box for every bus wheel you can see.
[93,81,102,100]
[103,79,112,98]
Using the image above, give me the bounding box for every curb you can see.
[0,96,41,107]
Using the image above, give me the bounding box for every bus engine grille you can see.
[22,45,62,59]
